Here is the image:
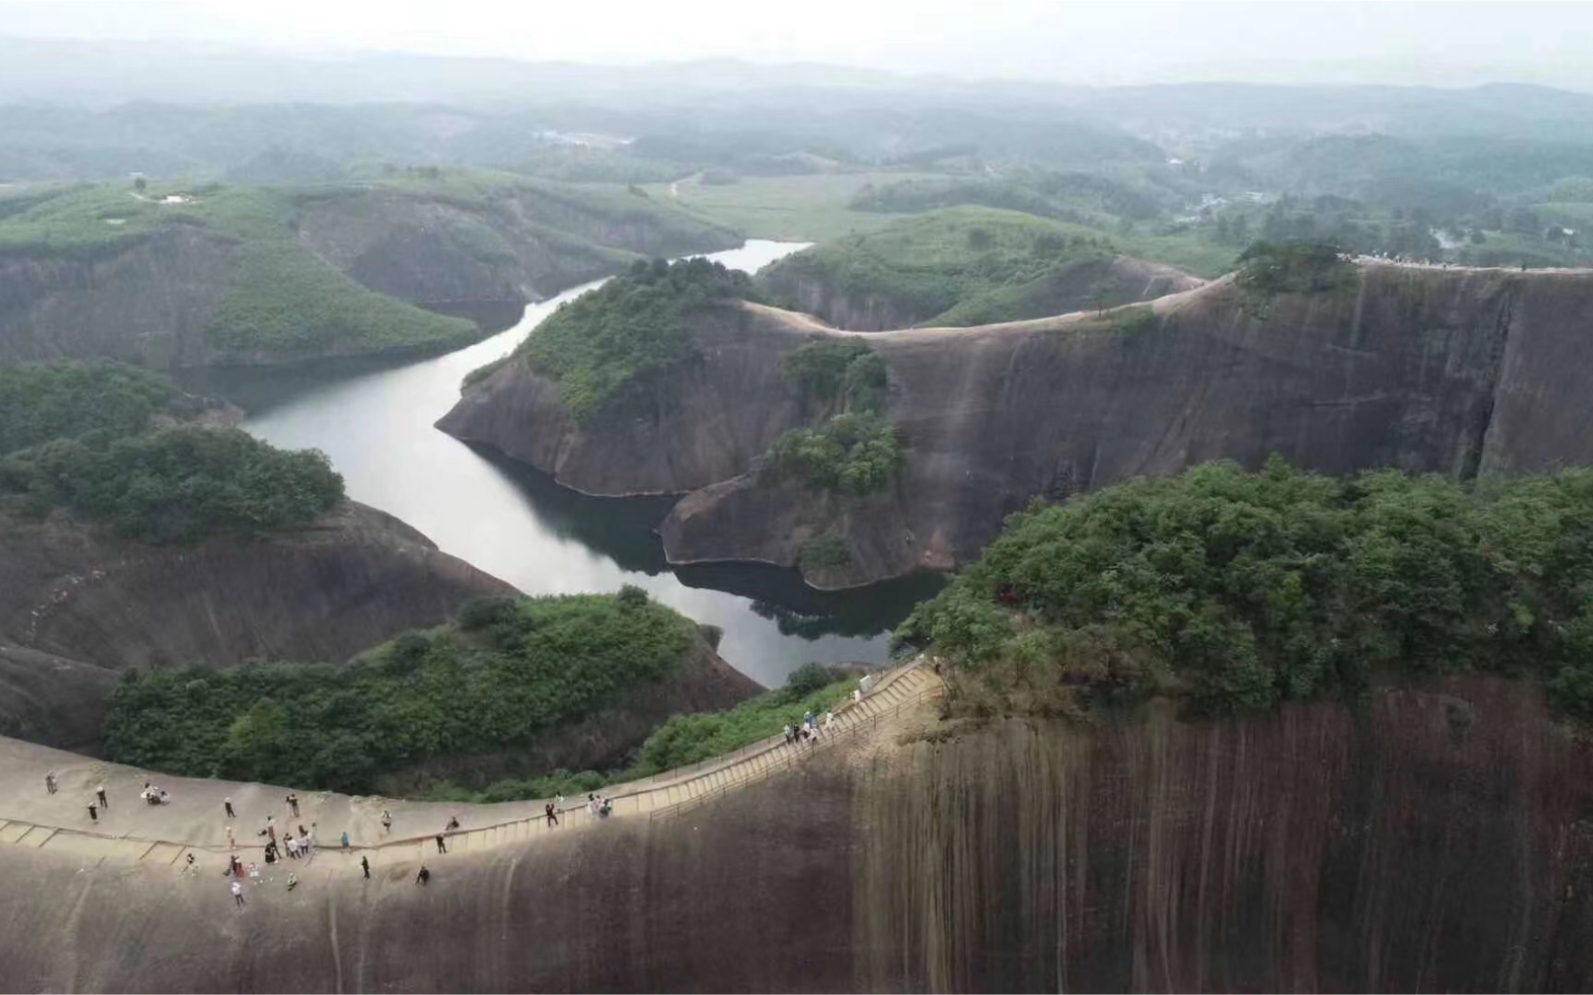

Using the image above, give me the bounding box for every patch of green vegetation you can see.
[895,458,1593,722]
[799,530,853,571]
[644,171,940,242]
[1234,240,1357,316]
[512,256,756,424]
[102,590,701,794]
[761,411,904,496]
[781,337,887,412]
[760,207,1119,325]
[0,425,343,542]
[850,170,1167,224]
[205,242,478,357]
[425,663,857,804]
[0,362,179,455]
[1101,305,1158,336]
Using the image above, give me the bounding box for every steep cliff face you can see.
[0,189,739,370]
[0,501,513,750]
[444,263,1593,589]
[0,228,235,368]
[2,676,1589,991]
[437,302,836,496]
[295,188,737,308]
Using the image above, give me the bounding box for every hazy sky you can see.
[3,0,1591,89]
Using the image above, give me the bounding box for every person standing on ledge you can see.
[545,802,558,827]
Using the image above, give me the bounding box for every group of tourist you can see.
[782,709,837,747]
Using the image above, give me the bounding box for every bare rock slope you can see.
[442,262,1593,588]
[0,501,514,751]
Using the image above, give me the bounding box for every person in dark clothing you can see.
[545,803,558,827]
[224,798,235,819]
[361,855,371,879]
[435,834,447,853]
[416,865,431,885]
[96,786,108,809]
[286,793,299,817]
[87,802,98,822]
[445,816,459,831]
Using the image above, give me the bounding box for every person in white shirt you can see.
[230,880,245,907]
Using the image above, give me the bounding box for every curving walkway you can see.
[0,662,944,875]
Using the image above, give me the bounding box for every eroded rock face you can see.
[437,302,839,496]
[0,676,1587,992]
[0,228,236,369]
[0,501,514,749]
[447,263,1593,589]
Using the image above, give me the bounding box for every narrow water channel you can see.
[194,241,942,688]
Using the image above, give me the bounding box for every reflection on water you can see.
[194,241,944,688]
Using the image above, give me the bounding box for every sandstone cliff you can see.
[0,189,739,370]
[0,675,1587,991]
[294,186,739,311]
[443,262,1593,589]
[0,501,514,751]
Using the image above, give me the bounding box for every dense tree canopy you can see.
[514,256,757,423]
[103,592,701,793]
[896,459,1593,720]
[0,425,344,542]
[0,362,179,455]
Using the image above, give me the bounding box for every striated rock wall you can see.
[437,301,838,496]
[1,676,1589,992]
[0,228,236,369]
[451,262,1593,588]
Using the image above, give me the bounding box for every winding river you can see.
[195,241,941,688]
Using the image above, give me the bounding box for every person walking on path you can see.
[224,797,235,819]
[87,801,98,823]
[226,826,236,850]
[361,855,371,879]
[341,831,350,849]
[435,834,447,854]
[231,880,245,907]
[545,803,558,827]
[381,810,392,834]
[286,792,300,817]
[44,771,56,795]
[95,784,108,809]
[416,865,431,885]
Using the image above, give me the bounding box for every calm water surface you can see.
[199,241,941,688]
